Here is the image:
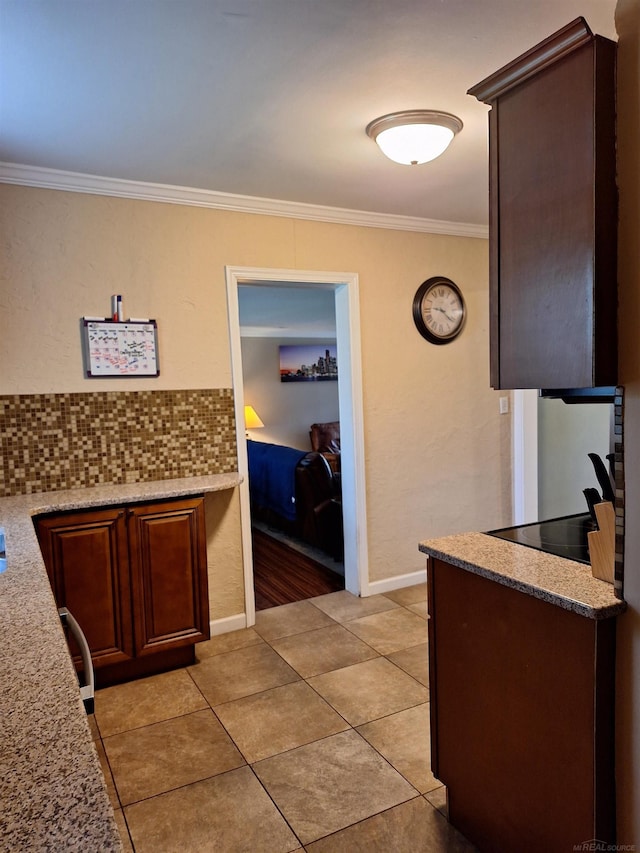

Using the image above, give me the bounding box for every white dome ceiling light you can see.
[366,110,463,166]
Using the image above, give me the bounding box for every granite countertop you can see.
[419,532,626,620]
[0,473,242,851]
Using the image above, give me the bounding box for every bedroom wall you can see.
[241,336,339,450]
[0,182,511,602]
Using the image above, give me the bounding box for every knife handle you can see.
[588,453,616,503]
[583,487,602,527]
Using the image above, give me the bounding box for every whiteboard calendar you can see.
[82,320,159,377]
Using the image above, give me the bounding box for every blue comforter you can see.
[247,440,307,521]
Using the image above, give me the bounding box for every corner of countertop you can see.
[419,531,626,620]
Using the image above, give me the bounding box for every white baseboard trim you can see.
[364,568,427,597]
[209,570,427,626]
[210,613,247,636]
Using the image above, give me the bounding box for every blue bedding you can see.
[247,440,307,521]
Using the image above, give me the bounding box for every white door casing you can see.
[225,266,369,626]
[512,388,539,525]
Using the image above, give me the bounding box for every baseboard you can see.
[209,573,427,625]
[364,568,427,597]
[210,613,247,636]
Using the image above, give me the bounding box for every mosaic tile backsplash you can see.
[0,389,237,497]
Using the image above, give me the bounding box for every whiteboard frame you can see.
[81,319,160,378]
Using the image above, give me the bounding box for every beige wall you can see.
[0,183,511,592]
[0,187,294,393]
[205,489,245,621]
[615,0,640,843]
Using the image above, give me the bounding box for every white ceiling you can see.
[1,0,617,228]
[239,284,337,338]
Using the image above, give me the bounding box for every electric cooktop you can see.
[488,512,593,564]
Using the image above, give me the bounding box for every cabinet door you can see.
[427,556,615,851]
[127,497,210,655]
[36,508,134,668]
[469,21,617,391]
[494,40,616,390]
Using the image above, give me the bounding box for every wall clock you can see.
[412,276,466,344]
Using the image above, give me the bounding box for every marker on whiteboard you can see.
[111,295,123,321]
[128,318,150,323]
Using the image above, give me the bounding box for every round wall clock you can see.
[412,276,466,344]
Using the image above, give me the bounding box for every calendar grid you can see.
[82,320,159,377]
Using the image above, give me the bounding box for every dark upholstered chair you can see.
[295,452,343,560]
[309,421,340,472]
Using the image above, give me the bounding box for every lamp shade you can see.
[244,405,264,429]
[366,110,463,165]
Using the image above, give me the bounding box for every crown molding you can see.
[0,162,488,239]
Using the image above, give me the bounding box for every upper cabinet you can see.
[468,18,617,391]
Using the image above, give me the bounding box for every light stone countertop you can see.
[0,473,241,851]
[419,531,626,620]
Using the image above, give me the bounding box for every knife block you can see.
[588,501,615,584]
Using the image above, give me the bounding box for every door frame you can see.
[512,388,539,525]
[225,266,369,627]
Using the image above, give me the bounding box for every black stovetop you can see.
[487,512,593,564]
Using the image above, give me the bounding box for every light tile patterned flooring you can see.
[91,585,478,852]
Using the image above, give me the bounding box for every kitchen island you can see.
[0,473,241,852]
[419,532,626,853]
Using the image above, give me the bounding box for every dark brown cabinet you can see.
[127,499,210,656]
[36,496,210,685]
[468,18,617,391]
[427,556,616,852]
[37,506,133,670]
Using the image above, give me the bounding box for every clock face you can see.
[413,277,466,344]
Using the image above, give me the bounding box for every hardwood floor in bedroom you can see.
[252,527,344,610]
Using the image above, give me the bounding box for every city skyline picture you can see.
[279,344,338,382]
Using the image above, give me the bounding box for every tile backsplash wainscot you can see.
[0,389,237,497]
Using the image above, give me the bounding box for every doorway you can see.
[225,266,368,627]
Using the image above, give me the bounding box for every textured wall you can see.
[0,183,511,588]
[204,488,244,621]
[286,219,512,581]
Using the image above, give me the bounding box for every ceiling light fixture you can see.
[366,110,463,166]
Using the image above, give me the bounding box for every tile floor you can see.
[91,585,478,852]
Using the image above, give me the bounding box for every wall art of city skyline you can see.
[279,344,338,382]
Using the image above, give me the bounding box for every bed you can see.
[247,439,343,559]
[247,440,307,523]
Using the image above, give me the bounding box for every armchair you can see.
[309,421,340,473]
[295,452,343,561]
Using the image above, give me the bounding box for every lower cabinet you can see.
[36,496,210,685]
[427,556,616,853]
